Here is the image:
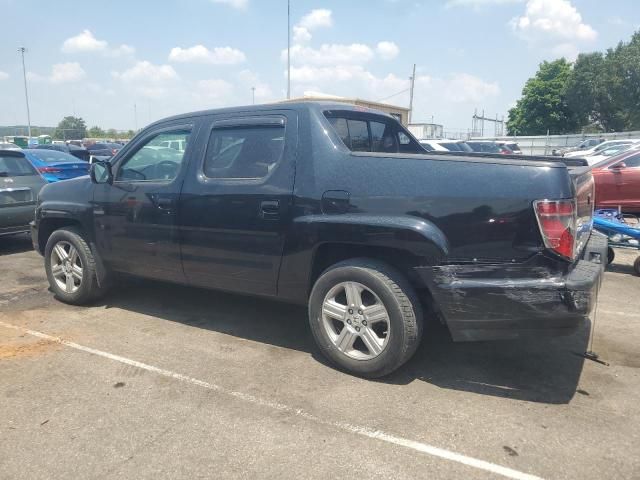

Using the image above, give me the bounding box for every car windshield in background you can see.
[0,154,36,176]
[466,142,501,153]
[25,149,80,163]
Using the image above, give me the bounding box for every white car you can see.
[419,140,472,153]
[419,140,449,152]
[585,143,640,165]
[564,139,640,158]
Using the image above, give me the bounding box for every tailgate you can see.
[568,166,595,256]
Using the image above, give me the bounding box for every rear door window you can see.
[347,120,370,152]
[203,123,285,180]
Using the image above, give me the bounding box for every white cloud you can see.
[50,62,87,83]
[168,45,246,65]
[293,26,312,43]
[0,71,8,81]
[441,73,500,103]
[112,61,178,98]
[194,79,235,103]
[62,30,107,53]
[511,0,597,44]
[299,9,333,29]
[61,30,135,57]
[285,43,374,66]
[292,9,333,44]
[210,0,248,9]
[28,62,86,84]
[447,0,523,7]
[113,61,178,83]
[376,41,399,60]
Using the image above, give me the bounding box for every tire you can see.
[308,258,423,378]
[634,256,640,276]
[607,247,615,265]
[44,227,110,305]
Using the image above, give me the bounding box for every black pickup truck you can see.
[31,102,607,377]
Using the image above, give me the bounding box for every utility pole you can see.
[134,103,138,131]
[287,0,291,99]
[252,86,256,105]
[18,47,32,141]
[408,64,416,124]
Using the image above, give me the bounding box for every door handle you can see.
[260,200,280,219]
[155,197,175,210]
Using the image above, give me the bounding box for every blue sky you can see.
[0,0,638,132]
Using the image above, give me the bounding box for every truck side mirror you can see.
[90,161,113,184]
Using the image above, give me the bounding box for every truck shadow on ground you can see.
[98,277,588,405]
[0,234,33,256]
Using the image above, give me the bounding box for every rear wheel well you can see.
[310,243,426,294]
[38,218,83,253]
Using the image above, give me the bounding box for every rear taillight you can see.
[37,166,61,174]
[534,199,577,260]
[111,149,118,155]
[499,148,511,154]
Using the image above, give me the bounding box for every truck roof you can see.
[147,101,394,129]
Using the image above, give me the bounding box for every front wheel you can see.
[634,256,640,276]
[308,258,423,378]
[44,227,109,305]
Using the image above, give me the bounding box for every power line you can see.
[18,47,31,140]
[376,88,410,103]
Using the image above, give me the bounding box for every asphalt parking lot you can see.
[1,234,639,480]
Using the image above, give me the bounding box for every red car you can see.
[592,148,640,212]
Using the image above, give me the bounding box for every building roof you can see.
[279,94,409,112]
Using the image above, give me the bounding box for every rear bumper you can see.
[419,231,608,341]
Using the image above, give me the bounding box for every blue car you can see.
[23,149,90,182]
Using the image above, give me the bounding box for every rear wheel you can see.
[634,256,640,276]
[309,258,423,378]
[44,227,109,305]
[607,247,615,265]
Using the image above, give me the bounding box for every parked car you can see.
[34,143,90,163]
[23,149,90,182]
[564,139,639,158]
[86,142,123,158]
[495,141,522,155]
[0,142,21,150]
[555,138,603,156]
[584,144,635,165]
[465,140,512,154]
[31,102,606,378]
[418,140,448,152]
[0,150,46,237]
[420,140,472,153]
[592,149,640,212]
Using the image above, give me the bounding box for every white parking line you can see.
[0,320,543,480]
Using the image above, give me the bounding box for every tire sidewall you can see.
[309,265,413,376]
[44,229,95,303]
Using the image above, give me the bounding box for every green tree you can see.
[126,130,135,138]
[507,59,579,135]
[54,116,87,140]
[88,126,105,138]
[606,31,640,130]
[106,128,118,139]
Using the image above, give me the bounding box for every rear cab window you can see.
[0,154,37,176]
[324,110,424,154]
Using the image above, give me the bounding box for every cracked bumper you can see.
[418,231,608,342]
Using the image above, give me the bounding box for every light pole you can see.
[18,47,32,141]
[287,0,291,99]
[252,86,256,105]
